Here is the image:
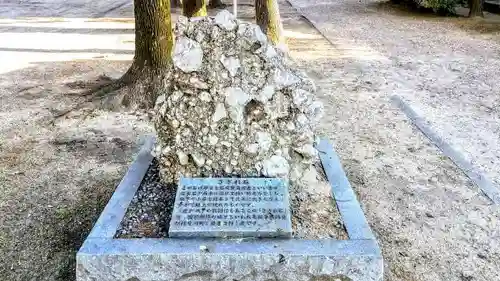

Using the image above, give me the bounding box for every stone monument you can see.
[152,10,324,184]
[76,11,383,281]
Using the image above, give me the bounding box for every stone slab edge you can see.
[391,95,500,205]
[86,135,156,238]
[77,136,383,280]
[316,139,377,240]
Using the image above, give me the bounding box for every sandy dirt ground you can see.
[286,0,500,280]
[0,0,499,281]
[289,0,500,188]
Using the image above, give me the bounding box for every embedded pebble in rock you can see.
[262,155,290,178]
[220,55,241,77]
[212,103,227,123]
[214,10,237,31]
[152,11,323,183]
[172,37,203,72]
[224,87,250,123]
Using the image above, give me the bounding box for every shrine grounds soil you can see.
[1,0,500,281]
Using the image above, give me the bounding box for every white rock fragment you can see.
[264,45,278,59]
[155,94,166,106]
[214,10,236,31]
[224,87,250,123]
[177,151,189,165]
[314,136,321,147]
[307,101,324,121]
[237,23,267,47]
[190,77,209,89]
[296,114,309,128]
[159,103,168,116]
[199,245,209,252]
[171,120,180,128]
[212,103,227,122]
[262,155,290,178]
[292,89,311,107]
[265,91,291,120]
[290,165,303,183]
[220,55,241,77]
[294,144,317,159]
[302,166,318,184]
[175,15,189,35]
[257,85,275,102]
[195,31,205,43]
[173,37,203,72]
[191,154,206,167]
[256,131,272,152]
[245,143,259,154]
[274,68,300,90]
[208,135,218,145]
[153,144,162,157]
[171,90,183,102]
[162,146,172,155]
[199,91,211,102]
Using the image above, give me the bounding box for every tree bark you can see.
[104,0,174,109]
[182,0,208,17]
[133,0,174,70]
[468,0,483,17]
[255,0,285,46]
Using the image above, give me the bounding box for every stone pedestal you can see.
[76,136,384,281]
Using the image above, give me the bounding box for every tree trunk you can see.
[133,0,174,70]
[255,0,285,47]
[59,0,175,115]
[103,0,174,109]
[182,0,208,17]
[469,0,483,17]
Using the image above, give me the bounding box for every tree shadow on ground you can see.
[0,58,150,281]
[41,177,117,281]
[369,1,500,35]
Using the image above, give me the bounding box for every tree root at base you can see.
[52,66,169,120]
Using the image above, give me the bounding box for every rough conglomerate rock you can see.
[152,11,323,183]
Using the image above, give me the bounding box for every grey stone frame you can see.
[76,136,383,281]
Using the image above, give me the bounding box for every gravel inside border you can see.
[115,158,347,239]
[116,159,177,238]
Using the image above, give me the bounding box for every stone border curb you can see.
[77,136,383,281]
[391,95,500,205]
[317,139,376,240]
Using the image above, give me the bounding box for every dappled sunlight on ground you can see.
[370,1,500,38]
[0,18,134,73]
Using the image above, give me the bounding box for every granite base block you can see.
[78,251,381,281]
[76,136,383,281]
